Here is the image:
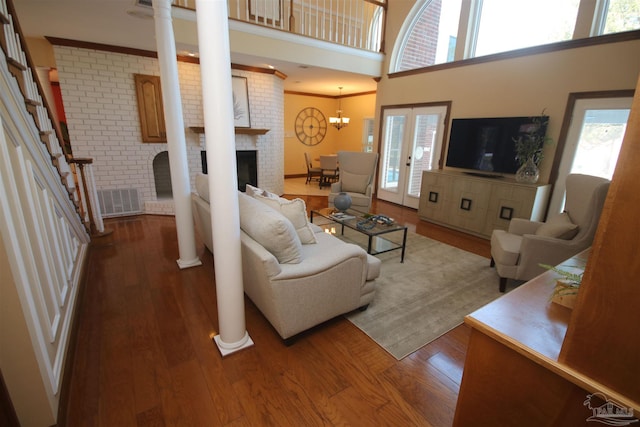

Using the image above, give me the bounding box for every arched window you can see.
[390,0,462,73]
[390,0,639,73]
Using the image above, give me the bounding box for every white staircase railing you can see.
[0,0,95,423]
[173,0,387,53]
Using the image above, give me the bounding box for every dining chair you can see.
[319,155,339,188]
[304,152,322,184]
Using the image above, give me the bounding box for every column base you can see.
[213,331,254,357]
[176,257,202,269]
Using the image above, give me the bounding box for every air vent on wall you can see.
[136,0,153,7]
[97,188,142,217]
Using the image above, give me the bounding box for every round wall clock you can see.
[295,107,327,146]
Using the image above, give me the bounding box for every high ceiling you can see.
[12,0,381,96]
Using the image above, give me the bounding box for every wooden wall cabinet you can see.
[134,74,166,143]
[418,170,551,238]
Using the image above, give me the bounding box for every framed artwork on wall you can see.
[232,76,251,128]
[249,0,282,26]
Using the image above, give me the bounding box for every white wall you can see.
[379,2,640,184]
[54,45,284,216]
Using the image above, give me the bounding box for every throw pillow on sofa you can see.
[195,173,210,203]
[254,194,317,244]
[245,184,282,201]
[238,192,303,264]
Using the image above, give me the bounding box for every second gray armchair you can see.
[329,151,379,212]
[490,173,610,292]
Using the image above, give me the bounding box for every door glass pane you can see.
[380,115,405,192]
[570,109,630,179]
[407,114,439,198]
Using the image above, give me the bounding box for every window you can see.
[395,0,462,71]
[602,0,640,35]
[473,0,580,57]
[362,118,375,152]
[390,0,638,73]
[547,96,632,214]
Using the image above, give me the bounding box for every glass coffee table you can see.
[310,207,408,262]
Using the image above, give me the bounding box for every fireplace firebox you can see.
[200,150,257,191]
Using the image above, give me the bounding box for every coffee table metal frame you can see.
[310,208,408,262]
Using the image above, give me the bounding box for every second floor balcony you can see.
[171,0,387,54]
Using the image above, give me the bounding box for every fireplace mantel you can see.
[189,126,269,135]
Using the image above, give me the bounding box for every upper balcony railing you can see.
[173,0,387,53]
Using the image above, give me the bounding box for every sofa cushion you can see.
[255,194,317,244]
[195,173,210,203]
[341,171,370,194]
[535,212,579,240]
[245,184,266,198]
[238,193,302,264]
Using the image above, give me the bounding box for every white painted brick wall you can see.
[54,46,284,216]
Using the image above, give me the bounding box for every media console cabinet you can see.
[417,170,551,238]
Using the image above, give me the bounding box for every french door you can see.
[377,106,447,209]
[548,97,632,214]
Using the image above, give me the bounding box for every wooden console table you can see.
[453,249,640,425]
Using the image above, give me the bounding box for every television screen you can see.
[445,116,548,176]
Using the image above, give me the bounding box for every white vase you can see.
[515,157,540,184]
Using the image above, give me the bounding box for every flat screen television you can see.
[445,116,549,177]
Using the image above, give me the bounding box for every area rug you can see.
[335,227,504,360]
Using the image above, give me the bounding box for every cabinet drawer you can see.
[448,178,491,233]
[418,172,451,222]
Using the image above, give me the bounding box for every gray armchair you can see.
[490,174,610,292]
[328,151,379,211]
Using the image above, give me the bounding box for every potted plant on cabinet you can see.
[514,113,553,183]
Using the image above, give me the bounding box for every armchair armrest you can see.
[331,181,342,193]
[508,218,544,235]
[516,234,587,280]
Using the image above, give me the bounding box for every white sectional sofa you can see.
[191,174,380,342]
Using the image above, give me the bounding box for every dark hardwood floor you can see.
[60,195,490,427]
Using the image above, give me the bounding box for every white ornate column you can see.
[195,0,253,355]
[152,0,201,269]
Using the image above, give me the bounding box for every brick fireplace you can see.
[200,150,258,191]
[55,45,284,218]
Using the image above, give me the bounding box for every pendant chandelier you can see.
[329,87,350,130]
